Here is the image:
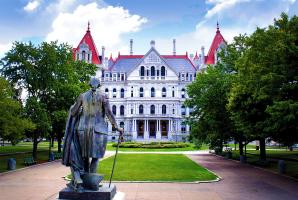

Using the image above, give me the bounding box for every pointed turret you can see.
[73,22,101,65]
[205,22,226,65]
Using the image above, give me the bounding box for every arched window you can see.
[140,66,145,76]
[172,87,175,97]
[181,88,185,98]
[162,87,166,97]
[151,87,155,97]
[181,105,186,116]
[162,105,166,115]
[120,105,124,116]
[131,87,133,97]
[113,88,117,98]
[120,122,124,129]
[161,66,165,76]
[120,88,124,98]
[105,88,109,96]
[139,87,144,97]
[82,51,86,61]
[150,105,155,115]
[151,66,155,76]
[139,105,143,114]
[112,105,116,115]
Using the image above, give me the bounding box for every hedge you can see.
[112,142,190,149]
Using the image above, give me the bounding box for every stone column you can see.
[144,120,149,140]
[132,119,137,140]
[156,120,161,140]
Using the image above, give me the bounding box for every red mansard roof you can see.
[73,23,101,65]
[205,23,226,65]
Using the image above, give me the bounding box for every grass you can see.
[97,154,217,182]
[0,142,59,173]
[106,143,209,152]
[0,142,58,154]
[229,149,298,179]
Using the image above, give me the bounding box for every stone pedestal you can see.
[58,184,116,200]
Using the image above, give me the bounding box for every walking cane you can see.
[109,130,122,188]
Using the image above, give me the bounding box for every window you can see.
[120,88,124,98]
[131,87,133,97]
[150,105,155,115]
[162,105,166,115]
[120,122,124,129]
[140,66,145,76]
[112,105,116,115]
[139,105,143,114]
[181,105,186,116]
[112,73,117,81]
[151,66,155,76]
[87,54,90,62]
[82,51,86,61]
[113,88,117,98]
[120,105,124,116]
[121,74,125,81]
[181,122,186,133]
[172,108,175,114]
[151,87,155,97]
[157,70,159,76]
[139,87,144,97]
[131,108,133,114]
[181,88,185,98]
[161,66,165,76]
[162,87,167,97]
[181,73,185,81]
[189,74,193,81]
[105,88,109,96]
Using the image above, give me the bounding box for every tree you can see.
[185,65,234,152]
[228,13,298,160]
[1,41,97,156]
[0,77,35,144]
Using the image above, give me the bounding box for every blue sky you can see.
[0,0,297,58]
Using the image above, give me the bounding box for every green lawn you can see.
[0,142,59,173]
[0,142,58,154]
[106,143,209,152]
[98,154,218,182]
[230,149,298,179]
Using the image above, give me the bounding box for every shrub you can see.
[111,142,190,149]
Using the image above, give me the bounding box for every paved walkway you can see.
[0,152,297,200]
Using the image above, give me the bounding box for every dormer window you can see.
[82,51,86,61]
[181,73,185,81]
[161,66,165,77]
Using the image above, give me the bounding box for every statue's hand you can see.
[117,128,124,135]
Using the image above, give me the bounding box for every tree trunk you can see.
[32,134,38,160]
[51,136,54,147]
[239,140,244,156]
[259,138,266,161]
[57,136,62,153]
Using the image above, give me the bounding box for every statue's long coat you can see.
[62,90,116,167]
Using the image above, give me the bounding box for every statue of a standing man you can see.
[62,78,122,192]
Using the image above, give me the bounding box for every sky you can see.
[0,0,297,59]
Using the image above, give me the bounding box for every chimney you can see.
[201,46,205,64]
[101,46,105,62]
[173,39,176,55]
[130,39,133,55]
[150,40,155,48]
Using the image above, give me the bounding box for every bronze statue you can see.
[62,77,122,192]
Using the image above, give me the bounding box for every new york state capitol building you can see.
[73,24,226,142]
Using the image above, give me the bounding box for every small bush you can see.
[112,142,190,149]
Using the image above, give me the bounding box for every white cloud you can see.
[24,0,41,12]
[0,42,12,59]
[46,2,147,58]
[205,0,250,19]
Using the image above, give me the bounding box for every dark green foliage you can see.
[0,41,97,157]
[0,77,35,144]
